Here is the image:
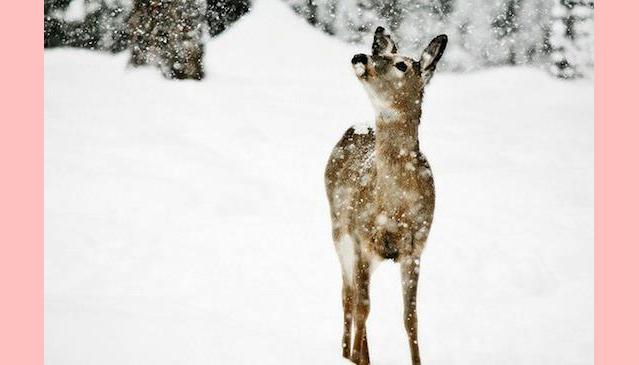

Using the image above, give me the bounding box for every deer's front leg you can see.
[401,256,421,365]
[351,256,371,365]
[341,278,354,359]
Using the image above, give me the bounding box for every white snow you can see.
[45,0,593,364]
[63,0,86,22]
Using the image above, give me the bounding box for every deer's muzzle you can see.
[351,54,368,65]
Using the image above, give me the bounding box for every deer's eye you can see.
[395,62,407,72]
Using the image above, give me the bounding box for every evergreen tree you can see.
[44,0,76,48]
[374,0,403,31]
[45,0,132,52]
[549,0,594,78]
[205,0,251,37]
[492,0,522,65]
[128,0,206,80]
[332,0,377,42]
[44,0,251,54]
[433,0,454,20]
[282,0,592,77]
[516,0,554,64]
[396,0,448,57]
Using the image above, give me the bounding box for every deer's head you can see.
[351,27,447,117]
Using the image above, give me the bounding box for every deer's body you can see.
[324,27,447,365]
[325,120,434,264]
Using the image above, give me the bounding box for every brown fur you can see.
[324,27,447,365]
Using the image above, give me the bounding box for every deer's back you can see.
[325,125,377,215]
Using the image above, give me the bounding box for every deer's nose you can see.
[351,54,368,65]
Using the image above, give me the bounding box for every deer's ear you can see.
[372,26,398,56]
[420,34,448,72]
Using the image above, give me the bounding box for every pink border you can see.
[0,1,43,364]
[0,1,633,364]
[595,1,639,364]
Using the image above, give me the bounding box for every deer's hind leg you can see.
[341,276,354,359]
[335,235,356,359]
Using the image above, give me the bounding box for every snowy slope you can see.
[45,0,593,364]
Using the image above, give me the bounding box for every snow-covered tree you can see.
[374,0,404,31]
[491,0,522,65]
[395,1,446,56]
[331,0,377,42]
[127,0,206,80]
[45,0,594,78]
[433,0,454,19]
[205,0,251,36]
[549,0,594,78]
[44,0,132,51]
[44,0,255,79]
[284,0,592,77]
[44,0,252,54]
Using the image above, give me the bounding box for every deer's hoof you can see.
[350,354,368,365]
[341,345,350,360]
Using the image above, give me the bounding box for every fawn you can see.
[324,27,447,365]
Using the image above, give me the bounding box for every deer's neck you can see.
[374,108,421,178]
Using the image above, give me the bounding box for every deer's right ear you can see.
[372,26,398,56]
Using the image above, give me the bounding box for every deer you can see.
[324,27,447,365]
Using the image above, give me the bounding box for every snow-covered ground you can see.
[45,1,593,364]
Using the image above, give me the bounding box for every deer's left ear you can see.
[420,34,448,72]
[372,26,397,56]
